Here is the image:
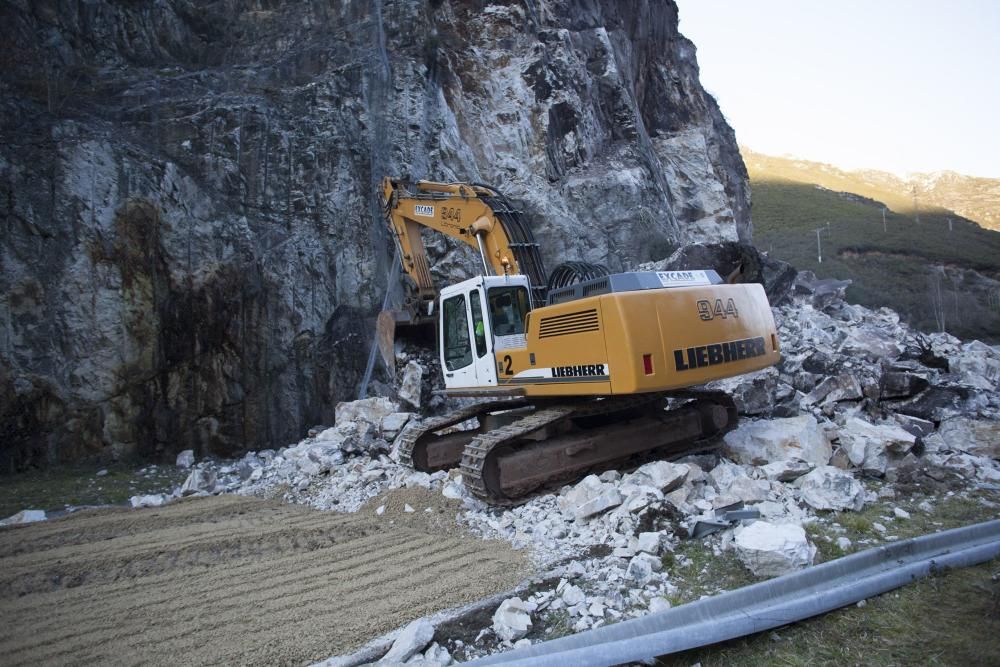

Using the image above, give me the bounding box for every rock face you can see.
[0,0,750,470]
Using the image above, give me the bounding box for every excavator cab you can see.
[438,274,533,391]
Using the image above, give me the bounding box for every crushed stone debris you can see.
[120,281,999,664]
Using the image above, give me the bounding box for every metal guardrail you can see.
[468,519,1000,666]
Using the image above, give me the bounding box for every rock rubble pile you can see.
[137,256,999,664]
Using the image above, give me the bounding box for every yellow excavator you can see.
[379,177,780,504]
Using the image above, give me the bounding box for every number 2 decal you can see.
[502,355,513,375]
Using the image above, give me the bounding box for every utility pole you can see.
[813,225,827,263]
[948,217,953,233]
[882,207,887,233]
[912,185,920,224]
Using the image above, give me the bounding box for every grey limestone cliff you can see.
[0,0,751,470]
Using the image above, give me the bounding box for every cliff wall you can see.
[0,0,750,469]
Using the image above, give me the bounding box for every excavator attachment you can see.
[377,178,550,373]
[376,309,436,375]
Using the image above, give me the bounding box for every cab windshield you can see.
[488,286,530,336]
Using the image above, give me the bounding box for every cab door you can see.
[439,280,497,390]
[468,286,498,387]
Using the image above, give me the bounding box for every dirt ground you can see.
[0,492,529,666]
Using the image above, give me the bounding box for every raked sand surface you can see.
[0,491,528,666]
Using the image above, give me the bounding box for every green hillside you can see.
[746,153,1000,342]
[744,148,1000,231]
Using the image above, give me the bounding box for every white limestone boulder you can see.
[735,521,816,577]
[175,449,195,469]
[382,618,435,663]
[951,340,1000,390]
[626,552,663,585]
[492,597,536,642]
[559,474,622,521]
[925,417,1000,459]
[398,360,424,409]
[335,397,398,428]
[760,459,814,482]
[380,412,413,440]
[0,509,47,526]
[723,415,832,466]
[130,494,167,508]
[839,327,903,360]
[625,461,690,493]
[795,466,866,511]
[837,417,917,477]
[180,468,217,496]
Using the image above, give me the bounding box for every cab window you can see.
[469,290,488,358]
[442,294,473,370]
[488,286,530,336]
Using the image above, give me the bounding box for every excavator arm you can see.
[380,177,526,313]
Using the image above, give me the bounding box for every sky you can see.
[675,0,1000,178]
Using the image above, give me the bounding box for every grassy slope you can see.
[743,149,1000,232]
[659,490,1000,667]
[0,463,188,517]
[747,157,1000,342]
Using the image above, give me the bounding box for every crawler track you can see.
[405,391,738,505]
[397,398,530,470]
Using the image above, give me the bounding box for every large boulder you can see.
[879,371,930,400]
[397,360,424,409]
[804,374,863,407]
[925,418,1000,459]
[624,461,689,493]
[795,466,866,512]
[626,553,663,585]
[709,367,779,416]
[708,460,770,506]
[722,415,832,466]
[889,385,978,422]
[380,412,413,441]
[0,509,47,526]
[179,468,217,496]
[792,271,851,310]
[837,417,917,477]
[839,327,903,361]
[559,475,623,521]
[950,340,1000,390]
[334,397,398,428]
[492,598,535,642]
[383,618,435,663]
[734,521,816,577]
[760,459,814,482]
[130,494,168,508]
[175,450,195,469]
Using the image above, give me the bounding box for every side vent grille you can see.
[583,279,609,297]
[538,309,599,339]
